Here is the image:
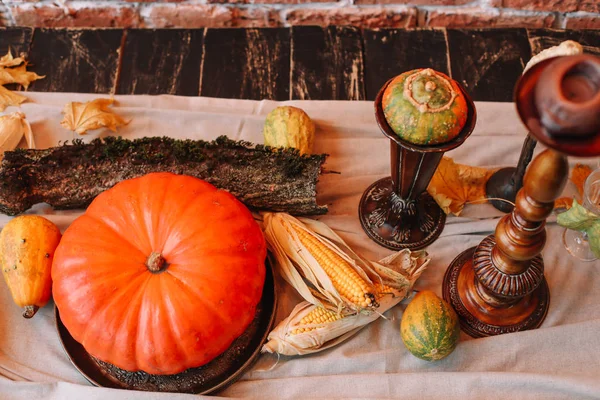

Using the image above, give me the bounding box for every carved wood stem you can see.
[473,149,568,306]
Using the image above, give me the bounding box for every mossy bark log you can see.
[0,136,328,216]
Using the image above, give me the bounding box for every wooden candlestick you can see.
[485,42,587,213]
[443,149,568,337]
[443,54,600,337]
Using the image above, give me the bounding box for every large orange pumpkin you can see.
[52,172,266,375]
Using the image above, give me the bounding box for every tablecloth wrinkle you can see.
[0,93,598,399]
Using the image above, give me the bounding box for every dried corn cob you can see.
[264,281,420,356]
[291,307,342,335]
[290,225,378,309]
[263,301,370,355]
[374,283,397,302]
[261,213,430,356]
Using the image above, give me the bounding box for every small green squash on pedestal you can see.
[383,69,468,146]
[400,290,460,361]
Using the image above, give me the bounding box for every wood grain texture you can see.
[447,29,532,102]
[200,28,290,100]
[1,27,597,103]
[291,26,365,100]
[363,28,449,101]
[117,29,204,96]
[27,29,123,93]
[0,27,33,58]
[528,28,600,57]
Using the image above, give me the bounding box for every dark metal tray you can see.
[55,260,276,395]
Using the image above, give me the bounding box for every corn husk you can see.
[262,249,428,356]
[262,302,368,356]
[0,112,35,161]
[263,212,376,312]
[261,212,429,355]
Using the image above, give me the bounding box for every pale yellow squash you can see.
[263,106,315,154]
[0,215,61,318]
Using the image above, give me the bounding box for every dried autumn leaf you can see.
[427,157,493,216]
[0,85,27,111]
[0,49,25,68]
[553,164,593,211]
[554,197,573,211]
[0,63,44,89]
[60,98,129,135]
[571,164,592,197]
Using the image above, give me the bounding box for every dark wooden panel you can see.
[200,28,290,100]
[291,26,364,101]
[0,27,33,58]
[27,29,123,93]
[528,28,600,57]
[363,28,449,101]
[117,29,204,96]
[447,28,532,102]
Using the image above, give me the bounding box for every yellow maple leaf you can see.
[427,157,493,216]
[0,49,26,68]
[0,63,45,89]
[0,85,27,111]
[60,98,129,135]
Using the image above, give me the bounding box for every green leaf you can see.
[557,200,600,258]
[557,200,600,230]
[585,221,600,259]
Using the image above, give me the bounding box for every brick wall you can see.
[0,0,598,29]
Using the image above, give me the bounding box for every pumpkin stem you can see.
[23,305,39,319]
[425,81,437,92]
[146,252,167,273]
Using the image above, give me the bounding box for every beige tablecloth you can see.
[0,93,599,400]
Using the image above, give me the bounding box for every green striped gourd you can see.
[263,106,315,155]
[400,290,460,361]
[382,69,468,146]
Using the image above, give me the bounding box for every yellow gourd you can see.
[0,215,61,318]
[263,106,315,154]
[400,290,460,361]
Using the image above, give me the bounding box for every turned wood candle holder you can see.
[358,78,476,251]
[443,150,567,337]
[485,42,587,214]
[443,54,600,338]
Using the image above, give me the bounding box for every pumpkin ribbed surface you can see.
[382,68,468,145]
[52,172,266,375]
[400,290,459,361]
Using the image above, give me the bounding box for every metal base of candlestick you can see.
[485,135,538,213]
[442,245,550,338]
[485,167,518,213]
[358,177,446,251]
